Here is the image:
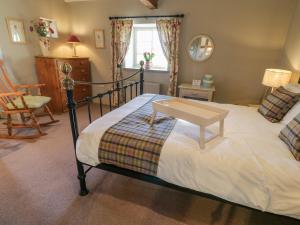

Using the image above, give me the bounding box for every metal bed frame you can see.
[61,61,298,221]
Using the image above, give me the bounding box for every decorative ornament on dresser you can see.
[30,18,57,56]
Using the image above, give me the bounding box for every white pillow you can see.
[284,83,300,93]
[282,100,300,125]
[282,84,300,125]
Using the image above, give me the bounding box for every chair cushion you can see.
[279,113,300,161]
[6,95,51,110]
[258,87,299,123]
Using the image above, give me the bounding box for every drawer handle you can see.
[81,69,85,73]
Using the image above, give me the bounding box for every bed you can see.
[62,63,300,220]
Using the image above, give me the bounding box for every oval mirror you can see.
[188,35,214,62]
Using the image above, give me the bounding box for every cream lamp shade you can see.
[262,69,292,88]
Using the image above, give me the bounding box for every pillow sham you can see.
[279,113,300,161]
[282,101,300,125]
[258,87,299,123]
[284,83,300,94]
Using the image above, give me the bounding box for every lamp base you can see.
[261,87,273,103]
[72,44,78,58]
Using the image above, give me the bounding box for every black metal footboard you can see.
[61,61,144,195]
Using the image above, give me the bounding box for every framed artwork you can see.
[6,18,26,44]
[40,17,59,38]
[94,29,105,48]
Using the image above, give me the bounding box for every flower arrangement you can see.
[29,19,54,56]
[29,19,54,37]
[143,52,155,62]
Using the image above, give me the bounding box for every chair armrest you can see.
[14,83,45,95]
[14,83,46,89]
[0,92,25,97]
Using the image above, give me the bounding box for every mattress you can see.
[76,94,300,219]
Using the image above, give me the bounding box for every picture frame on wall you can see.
[94,29,105,48]
[40,17,59,38]
[6,18,26,44]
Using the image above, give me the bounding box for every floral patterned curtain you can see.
[111,19,133,104]
[156,18,182,96]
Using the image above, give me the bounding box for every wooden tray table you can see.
[150,98,229,149]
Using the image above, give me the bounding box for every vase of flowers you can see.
[143,52,155,70]
[30,19,54,56]
[38,38,51,56]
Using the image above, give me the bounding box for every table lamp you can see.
[67,35,80,57]
[262,69,292,93]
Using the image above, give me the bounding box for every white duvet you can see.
[76,94,300,219]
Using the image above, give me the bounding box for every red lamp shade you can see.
[67,35,80,57]
[67,35,80,43]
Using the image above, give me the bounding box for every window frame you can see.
[124,24,169,72]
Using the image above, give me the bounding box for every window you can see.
[125,24,168,71]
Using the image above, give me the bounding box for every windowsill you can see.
[124,66,169,73]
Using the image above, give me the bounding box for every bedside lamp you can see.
[67,35,80,57]
[262,69,292,93]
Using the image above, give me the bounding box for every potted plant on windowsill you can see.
[30,19,54,57]
[143,52,155,70]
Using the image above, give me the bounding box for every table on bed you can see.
[150,97,228,149]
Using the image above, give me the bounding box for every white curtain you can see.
[111,19,133,104]
[0,48,18,84]
[156,18,182,96]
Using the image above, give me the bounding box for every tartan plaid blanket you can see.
[98,95,176,176]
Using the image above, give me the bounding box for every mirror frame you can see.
[187,34,214,62]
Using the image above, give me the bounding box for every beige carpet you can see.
[0,105,299,225]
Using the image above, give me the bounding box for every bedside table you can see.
[178,83,215,102]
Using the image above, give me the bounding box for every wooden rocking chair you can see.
[0,59,59,139]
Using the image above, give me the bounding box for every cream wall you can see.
[0,0,71,84]
[280,0,300,84]
[0,0,297,103]
[68,0,297,104]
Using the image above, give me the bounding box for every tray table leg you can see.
[219,119,224,137]
[200,126,205,149]
[150,111,157,126]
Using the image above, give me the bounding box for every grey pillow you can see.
[279,113,300,161]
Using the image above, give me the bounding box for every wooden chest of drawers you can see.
[35,56,92,113]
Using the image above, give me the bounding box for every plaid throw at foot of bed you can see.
[98,95,176,176]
